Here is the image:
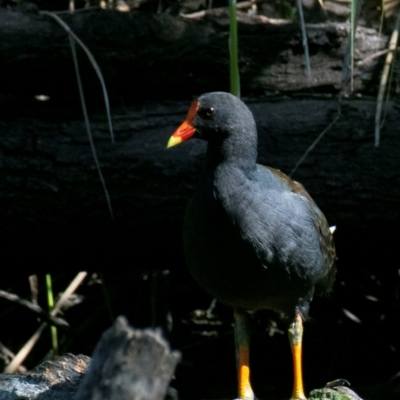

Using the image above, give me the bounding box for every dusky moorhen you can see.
[167,92,336,400]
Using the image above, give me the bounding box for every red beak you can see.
[167,101,199,148]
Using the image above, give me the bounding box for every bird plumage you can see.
[176,92,336,319]
[168,91,336,400]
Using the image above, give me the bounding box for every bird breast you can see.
[183,164,324,313]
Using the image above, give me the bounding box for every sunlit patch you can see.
[365,295,379,302]
[35,94,50,102]
[342,308,361,324]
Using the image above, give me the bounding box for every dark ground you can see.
[2,226,399,400]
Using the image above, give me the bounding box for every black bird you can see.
[167,92,336,400]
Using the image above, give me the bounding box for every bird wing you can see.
[256,165,337,296]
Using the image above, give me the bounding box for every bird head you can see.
[167,92,257,152]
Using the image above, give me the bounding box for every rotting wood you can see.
[0,97,399,269]
[75,316,180,400]
[0,7,388,105]
[0,317,180,400]
[0,353,90,400]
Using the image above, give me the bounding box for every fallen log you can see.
[75,316,180,400]
[0,6,388,105]
[0,353,90,400]
[0,97,399,268]
[0,317,180,400]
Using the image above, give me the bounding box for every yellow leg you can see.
[288,313,307,400]
[234,309,254,400]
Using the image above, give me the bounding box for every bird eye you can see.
[199,107,215,119]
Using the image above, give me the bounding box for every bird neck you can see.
[211,162,256,220]
[205,137,258,175]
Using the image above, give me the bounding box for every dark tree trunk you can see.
[75,317,180,400]
[0,6,398,270]
[0,96,399,268]
[0,354,90,400]
[0,318,180,400]
[0,6,387,105]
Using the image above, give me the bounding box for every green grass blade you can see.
[39,11,114,219]
[46,274,58,357]
[69,36,114,219]
[350,0,356,90]
[375,9,400,147]
[229,0,240,97]
[296,0,311,76]
[343,0,362,87]
[4,273,88,373]
[40,11,114,143]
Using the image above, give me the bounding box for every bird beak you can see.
[167,100,199,148]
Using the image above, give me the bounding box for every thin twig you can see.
[375,9,400,147]
[289,105,341,177]
[181,0,278,20]
[4,272,88,373]
[0,343,27,373]
[40,11,114,143]
[358,48,390,65]
[69,36,114,219]
[39,11,114,218]
[29,274,39,304]
[52,272,88,316]
[3,325,47,374]
[0,290,68,327]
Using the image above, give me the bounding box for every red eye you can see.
[200,107,215,118]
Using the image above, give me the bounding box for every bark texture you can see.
[0,354,90,400]
[75,316,180,400]
[0,318,179,400]
[0,97,399,267]
[0,6,398,268]
[0,6,388,105]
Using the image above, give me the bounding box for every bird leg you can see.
[234,309,254,400]
[288,313,307,400]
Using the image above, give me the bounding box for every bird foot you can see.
[233,385,255,400]
[233,389,255,400]
[290,395,307,400]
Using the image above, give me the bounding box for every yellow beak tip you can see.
[167,136,182,149]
